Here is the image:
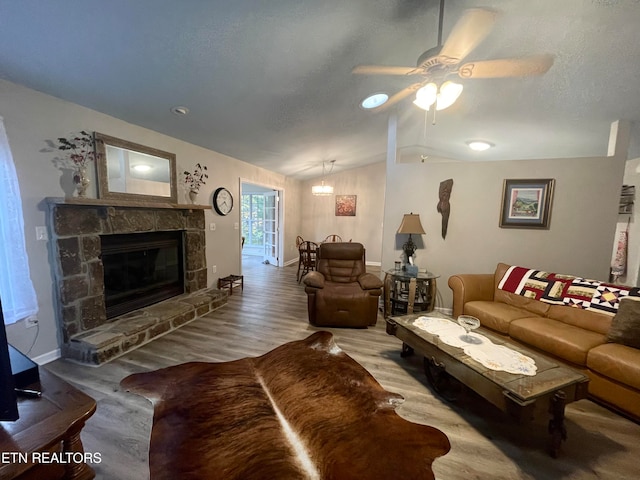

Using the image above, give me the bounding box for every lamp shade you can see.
[413,83,437,110]
[436,81,463,111]
[397,213,426,235]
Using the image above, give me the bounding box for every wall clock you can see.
[213,187,233,216]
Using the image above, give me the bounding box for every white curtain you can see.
[0,116,38,324]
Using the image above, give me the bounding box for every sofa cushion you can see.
[587,343,640,391]
[546,305,611,335]
[493,290,551,317]
[464,301,537,334]
[509,317,606,366]
[606,297,640,348]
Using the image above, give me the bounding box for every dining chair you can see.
[322,234,342,243]
[295,235,304,248]
[297,241,318,283]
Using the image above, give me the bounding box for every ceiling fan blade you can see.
[370,83,423,113]
[352,65,419,76]
[457,54,554,79]
[437,8,498,64]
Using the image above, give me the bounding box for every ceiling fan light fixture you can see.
[435,81,463,110]
[413,83,438,110]
[467,140,494,151]
[361,93,389,109]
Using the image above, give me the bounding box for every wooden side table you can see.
[383,270,439,318]
[0,369,96,480]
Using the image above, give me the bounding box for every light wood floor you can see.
[45,257,640,480]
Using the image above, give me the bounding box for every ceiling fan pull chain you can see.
[423,109,429,140]
[432,107,438,125]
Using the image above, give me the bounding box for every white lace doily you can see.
[413,316,537,376]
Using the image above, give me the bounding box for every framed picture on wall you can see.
[499,179,555,229]
[335,195,357,216]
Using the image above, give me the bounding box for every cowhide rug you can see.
[120,331,450,479]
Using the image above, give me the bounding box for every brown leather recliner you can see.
[303,242,383,328]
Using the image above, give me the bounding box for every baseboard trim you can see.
[32,348,61,365]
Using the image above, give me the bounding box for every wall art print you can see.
[335,195,357,216]
[499,178,555,229]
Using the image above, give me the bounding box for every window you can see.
[0,116,38,324]
[241,194,265,246]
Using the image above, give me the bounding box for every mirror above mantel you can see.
[94,132,177,203]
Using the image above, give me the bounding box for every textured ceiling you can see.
[1,0,640,180]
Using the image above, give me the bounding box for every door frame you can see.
[239,178,285,270]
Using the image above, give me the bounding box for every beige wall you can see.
[1,79,300,358]
[300,162,386,264]
[383,151,626,311]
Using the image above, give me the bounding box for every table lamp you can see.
[397,213,426,265]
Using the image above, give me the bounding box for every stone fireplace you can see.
[46,198,227,364]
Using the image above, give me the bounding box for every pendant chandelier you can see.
[312,160,335,196]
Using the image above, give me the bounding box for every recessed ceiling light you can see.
[467,140,494,151]
[360,93,389,110]
[132,164,152,172]
[171,106,190,116]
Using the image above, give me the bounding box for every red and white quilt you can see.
[497,265,640,316]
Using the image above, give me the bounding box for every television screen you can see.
[0,299,19,421]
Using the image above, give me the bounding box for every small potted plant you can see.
[184,163,208,203]
[56,131,102,197]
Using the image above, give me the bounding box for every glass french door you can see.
[263,191,279,265]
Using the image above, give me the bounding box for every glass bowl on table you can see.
[457,315,481,344]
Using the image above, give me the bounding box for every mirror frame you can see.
[94,132,177,203]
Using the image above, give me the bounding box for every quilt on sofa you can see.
[498,265,640,316]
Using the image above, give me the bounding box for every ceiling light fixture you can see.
[170,106,190,116]
[467,140,494,151]
[312,160,336,196]
[413,81,463,111]
[361,93,389,110]
[132,164,152,172]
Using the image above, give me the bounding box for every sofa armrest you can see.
[358,273,383,291]
[448,273,495,319]
[303,271,325,289]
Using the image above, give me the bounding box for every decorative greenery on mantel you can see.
[184,163,208,192]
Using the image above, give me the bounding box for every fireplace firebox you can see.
[101,231,184,319]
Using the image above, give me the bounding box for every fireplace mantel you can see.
[45,196,212,210]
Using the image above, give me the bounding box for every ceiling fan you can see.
[353,0,554,113]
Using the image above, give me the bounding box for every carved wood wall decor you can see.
[121,331,450,479]
[437,178,454,239]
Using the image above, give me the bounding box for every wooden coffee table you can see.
[386,312,590,457]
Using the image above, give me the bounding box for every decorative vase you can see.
[73,165,90,198]
[188,189,199,204]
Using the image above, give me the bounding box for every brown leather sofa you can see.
[448,262,640,421]
[303,242,383,328]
